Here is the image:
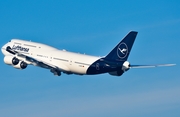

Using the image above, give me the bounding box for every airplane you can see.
[1,31,175,76]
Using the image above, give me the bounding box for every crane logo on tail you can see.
[117,42,128,58]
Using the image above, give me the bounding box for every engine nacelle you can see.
[13,61,28,69]
[122,61,130,72]
[4,56,27,69]
[4,56,19,65]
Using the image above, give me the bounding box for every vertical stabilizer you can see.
[105,31,138,61]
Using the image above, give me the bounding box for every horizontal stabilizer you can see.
[130,64,176,68]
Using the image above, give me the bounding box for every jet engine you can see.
[4,56,19,65]
[13,61,27,69]
[4,56,27,69]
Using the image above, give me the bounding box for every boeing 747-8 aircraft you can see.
[1,31,175,76]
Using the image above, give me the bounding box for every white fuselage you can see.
[1,39,100,75]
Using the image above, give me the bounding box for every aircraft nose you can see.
[1,45,5,54]
[1,44,8,55]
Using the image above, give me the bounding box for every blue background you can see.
[0,1,180,117]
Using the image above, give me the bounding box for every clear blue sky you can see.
[0,1,180,117]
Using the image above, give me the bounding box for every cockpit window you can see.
[9,40,11,42]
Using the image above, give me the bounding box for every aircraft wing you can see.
[6,46,67,75]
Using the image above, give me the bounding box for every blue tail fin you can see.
[105,31,138,61]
